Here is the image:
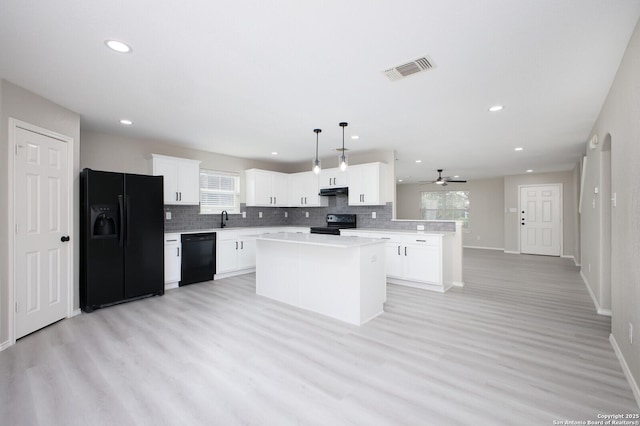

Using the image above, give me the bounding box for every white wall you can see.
[582,17,640,399]
[503,170,577,258]
[0,79,80,345]
[396,178,505,249]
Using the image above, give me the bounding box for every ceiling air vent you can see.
[383,56,435,82]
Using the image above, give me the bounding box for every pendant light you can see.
[338,122,348,171]
[312,129,322,174]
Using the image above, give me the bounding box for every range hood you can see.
[319,187,348,196]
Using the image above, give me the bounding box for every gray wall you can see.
[396,178,505,249]
[80,130,290,204]
[582,17,640,392]
[503,170,577,258]
[0,80,80,345]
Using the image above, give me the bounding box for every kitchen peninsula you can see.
[255,233,386,326]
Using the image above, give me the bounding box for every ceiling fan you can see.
[421,169,467,186]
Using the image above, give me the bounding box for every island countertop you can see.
[256,232,385,248]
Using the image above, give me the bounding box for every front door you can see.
[14,126,70,339]
[520,184,561,256]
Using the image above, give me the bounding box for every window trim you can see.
[199,169,240,215]
[420,190,470,229]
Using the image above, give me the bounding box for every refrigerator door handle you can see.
[125,195,131,246]
[118,195,125,247]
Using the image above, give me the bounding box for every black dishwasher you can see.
[180,233,216,286]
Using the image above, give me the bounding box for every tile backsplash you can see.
[164,195,455,232]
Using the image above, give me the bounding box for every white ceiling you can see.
[1,0,639,183]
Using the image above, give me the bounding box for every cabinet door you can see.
[385,241,403,278]
[177,160,200,205]
[289,173,305,206]
[253,170,274,205]
[347,165,365,205]
[153,157,179,203]
[403,242,441,284]
[271,173,289,206]
[237,238,257,269]
[164,242,181,283]
[319,168,347,188]
[216,239,238,273]
[361,163,382,205]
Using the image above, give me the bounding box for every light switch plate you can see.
[417,225,425,231]
[242,211,246,218]
[259,211,263,218]
[305,212,309,218]
[165,211,171,220]
[284,211,288,218]
[372,212,376,219]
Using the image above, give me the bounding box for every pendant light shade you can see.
[312,129,322,174]
[338,122,348,171]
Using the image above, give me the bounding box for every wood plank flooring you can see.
[1,249,638,425]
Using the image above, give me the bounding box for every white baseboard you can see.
[580,271,612,316]
[215,268,256,280]
[463,245,505,251]
[504,250,520,255]
[0,340,11,352]
[452,281,465,287]
[71,309,82,317]
[561,255,580,267]
[165,282,179,291]
[610,334,640,409]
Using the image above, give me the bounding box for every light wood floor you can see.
[1,249,638,425]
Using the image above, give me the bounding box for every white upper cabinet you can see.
[347,162,388,206]
[319,168,347,189]
[245,169,289,206]
[150,154,201,205]
[289,171,327,207]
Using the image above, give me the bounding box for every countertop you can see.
[340,228,453,237]
[166,226,309,237]
[257,232,385,248]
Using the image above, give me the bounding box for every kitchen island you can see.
[255,233,386,326]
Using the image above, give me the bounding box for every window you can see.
[200,169,240,214]
[420,190,469,229]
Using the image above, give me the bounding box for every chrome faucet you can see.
[221,210,229,228]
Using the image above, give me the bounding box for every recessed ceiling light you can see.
[398,179,403,182]
[415,160,422,163]
[526,169,533,173]
[488,105,504,112]
[271,152,278,155]
[454,175,460,178]
[119,119,133,125]
[351,135,359,140]
[105,40,132,53]
[514,147,524,151]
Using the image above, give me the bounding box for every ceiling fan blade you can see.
[445,179,467,183]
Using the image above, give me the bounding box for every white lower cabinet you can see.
[341,230,449,292]
[215,227,309,277]
[216,231,257,274]
[164,234,182,289]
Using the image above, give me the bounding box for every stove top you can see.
[310,214,356,235]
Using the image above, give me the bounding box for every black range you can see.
[310,214,357,235]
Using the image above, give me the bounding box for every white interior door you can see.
[520,185,561,256]
[14,127,70,339]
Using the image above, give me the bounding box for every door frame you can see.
[517,183,563,256]
[7,118,75,346]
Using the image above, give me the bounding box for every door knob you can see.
[60,235,70,242]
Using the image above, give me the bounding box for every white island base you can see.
[256,233,386,326]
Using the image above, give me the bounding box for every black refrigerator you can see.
[80,169,164,312]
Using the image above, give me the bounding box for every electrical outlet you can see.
[372,212,376,219]
[259,211,263,218]
[630,323,634,344]
[417,225,425,231]
[284,211,288,218]
[242,211,246,218]
[612,192,617,207]
[588,263,591,273]
[305,212,309,218]
[165,211,171,220]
